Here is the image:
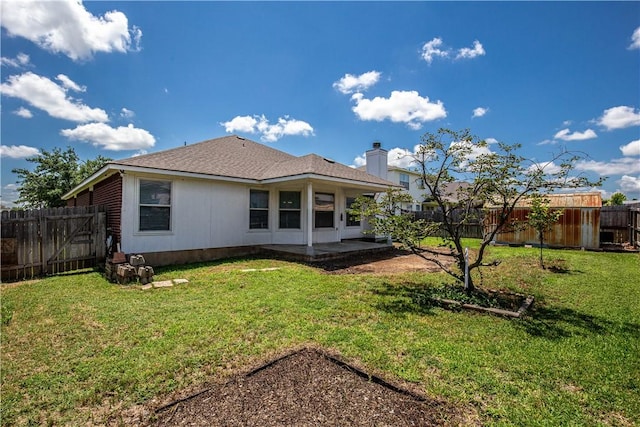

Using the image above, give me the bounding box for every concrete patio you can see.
[260,239,393,263]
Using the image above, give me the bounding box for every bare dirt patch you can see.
[316,249,452,275]
[149,348,476,427]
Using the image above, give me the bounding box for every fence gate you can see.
[631,208,640,248]
[1,206,106,281]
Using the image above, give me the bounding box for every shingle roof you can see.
[114,135,295,180]
[259,154,393,186]
[112,135,394,186]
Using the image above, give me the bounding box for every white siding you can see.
[387,169,428,210]
[121,174,254,253]
[120,174,369,253]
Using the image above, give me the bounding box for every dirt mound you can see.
[151,348,475,426]
[317,249,452,275]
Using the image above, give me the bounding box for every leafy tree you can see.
[352,128,601,292]
[351,187,440,251]
[77,155,112,182]
[527,193,563,269]
[12,147,111,209]
[606,192,627,206]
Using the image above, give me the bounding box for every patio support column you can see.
[306,181,313,251]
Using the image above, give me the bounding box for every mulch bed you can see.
[151,348,473,426]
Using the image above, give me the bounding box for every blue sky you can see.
[1,1,639,207]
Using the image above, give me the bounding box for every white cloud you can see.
[421,38,449,64]
[350,90,446,130]
[0,52,31,68]
[352,154,366,168]
[485,137,498,144]
[221,115,258,133]
[120,107,135,119]
[553,128,597,141]
[352,144,423,169]
[1,183,21,208]
[61,123,155,151]
[450,140,492,164]
[575,157,640,175]
[537,139,554,146]
[258,116,315,143]
[0,144,40,158]
[629,27,640,50]
[221,114,314,142]
[592,187,612,201]
[0,0,142,61]
[528,160,563,175]
[421,37,485,64]
[618,175,640,193]
[388,147,422,168]
[56,74,86,92]
[597,106,640,130]
[456,40,486,60]
[0,72,108,123]
[333,71,381,95]
[620,139,640,156]
[472,107,488,118]
[13,107,33,118]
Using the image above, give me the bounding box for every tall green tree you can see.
[527,193,563,269]
[606,192,627,206]
[12,147,111,209]
[352,128,602,291]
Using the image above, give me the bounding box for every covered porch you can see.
[260,239,392,263]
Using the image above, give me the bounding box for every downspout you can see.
[306,181,313,254]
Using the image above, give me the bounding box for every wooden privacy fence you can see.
[631,208,640,248]
[412,208,484,239]
[1,206,106,281]
[600,206,631,244]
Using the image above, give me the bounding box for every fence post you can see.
[464,247,470,291]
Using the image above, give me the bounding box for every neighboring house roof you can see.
[64,135,396,199]
[356,165,421,175]
[387,166,422,175]
[437,182,472,203]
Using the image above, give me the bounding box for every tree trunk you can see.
[465,275,475,293]
[539,231,545,269]
[458,254,475,293]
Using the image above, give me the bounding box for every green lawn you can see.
[1,242,639,426]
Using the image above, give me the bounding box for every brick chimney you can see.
[365,141,388,180]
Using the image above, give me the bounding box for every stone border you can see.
[140,278,190,290]
[432,294,534,318]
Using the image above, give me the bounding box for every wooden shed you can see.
[485,192,601,249]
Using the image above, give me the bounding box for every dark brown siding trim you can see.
[93,174,123,244]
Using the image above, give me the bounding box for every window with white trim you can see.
[399,173,410,190]
[279,191,301,229]
[139,179,171,231]
[346,197,360,227]
[314,192,334,228]
[249,190,269,229]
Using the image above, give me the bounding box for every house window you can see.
[279,191,301,229]
[139,179,171,231]
[315,193,334,228]
[346,197,360,227]
[250,190,269,229]
[399,173,410,190]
